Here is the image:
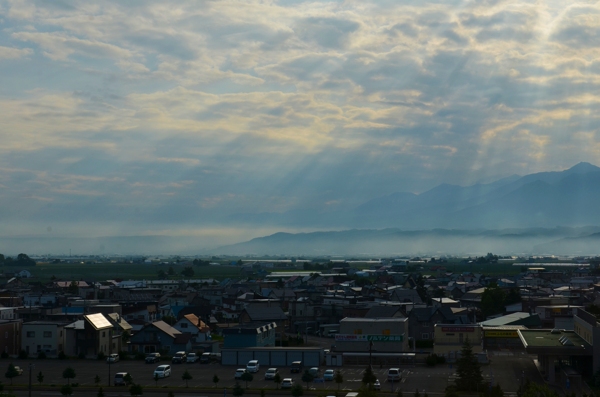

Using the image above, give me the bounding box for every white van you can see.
[387,368,401,381]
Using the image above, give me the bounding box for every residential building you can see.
[21,321,68,357]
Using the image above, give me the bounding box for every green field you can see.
[26,263,244,283]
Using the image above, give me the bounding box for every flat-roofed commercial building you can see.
[433,324,483,360]
[336,317,409,353]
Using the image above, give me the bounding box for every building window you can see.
[422,333,429,339]
[102,331,106,337]
[43,331,52,338]
[181,323,188,328]
[26,331,35,338]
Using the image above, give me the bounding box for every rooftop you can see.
[519,329,590,349]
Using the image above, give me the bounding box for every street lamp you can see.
[28,363,34,397]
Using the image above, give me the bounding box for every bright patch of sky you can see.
[1,0,600,244]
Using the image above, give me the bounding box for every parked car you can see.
[309,367,320,377]
[172,351,187,363]
[114,372,131,386]
[247,360,260,373]
[374,379,381,390]
[323,369,335,381]
[281,378,294,389]
[265,368,278,380]
[200,352,211,363]
[186,353,199,363]
[107,353,119,363]
[234,368,248,379]
[290,361,302,373]
[145,353,161,363]
[387,368,401,381]
[153,365,171,378]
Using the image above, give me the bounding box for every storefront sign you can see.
[335,334,404,342]
[441,326,476,332]
[484,330,518,338]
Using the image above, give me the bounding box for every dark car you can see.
[145,353,161,363]
[172,351,187,364]
[291,361,302,373]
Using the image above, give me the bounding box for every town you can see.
[0,254,596,397]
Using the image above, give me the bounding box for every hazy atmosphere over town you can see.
[4,4,600,397]
[2,1,600,255]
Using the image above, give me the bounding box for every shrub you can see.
[425,355,437,367]
[38,351,47,359]
[415,340,434,349]
[18,350,28,359]
[58,351,67,360]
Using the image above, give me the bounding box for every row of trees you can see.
[0,253,36,267]
[481,283,521,318]
[157,266,195,279]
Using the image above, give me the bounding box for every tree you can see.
[481,283,506,319]
[181,267,195,278]
[124,373,133,386]
[182,370,192,387]
[97,387,105,397]
[68,281,79,295]
[129,384,143,396]
[5,364,18,385]
[168,266,175,276]
[60,384,73,396]
[233,382,245,397]
[357,385,378,397]
[273,373,281,389]
[301,370,314,390]
[62,367,76,385]
[490,384,505,397]
[291,383,304,397]
[213,374,220,388]
[157,269,167,279]
[455,338,483,392]
[334,370,343,390]
[240,372,253,389]
[361,366,377,388]
[444,385,459,397]
[37,371,44,385]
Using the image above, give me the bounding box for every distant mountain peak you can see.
[566,162,600,174]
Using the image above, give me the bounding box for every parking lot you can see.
[0,351,542,394]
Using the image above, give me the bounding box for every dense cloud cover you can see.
[1,1,600,247]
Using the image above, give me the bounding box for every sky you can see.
[1,0,600,247]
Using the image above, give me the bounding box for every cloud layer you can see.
[1,0,600,248]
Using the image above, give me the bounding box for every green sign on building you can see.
[367,335,403,342]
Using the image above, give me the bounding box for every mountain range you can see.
[207,162,600,255]
[6,163,600,256]
[231,162,600,230]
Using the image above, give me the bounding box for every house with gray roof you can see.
[408,306,470,342]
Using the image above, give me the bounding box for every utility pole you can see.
[28,363,34,397]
